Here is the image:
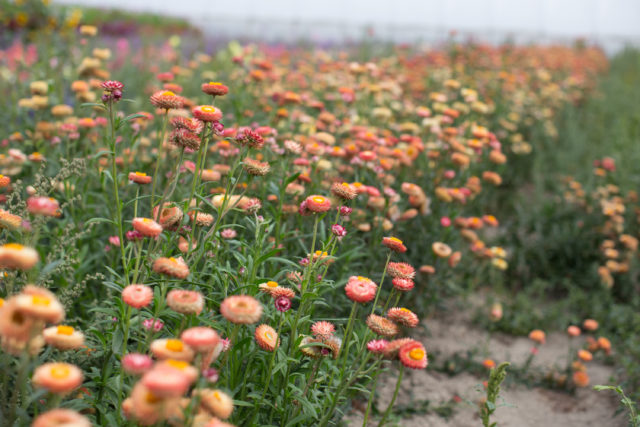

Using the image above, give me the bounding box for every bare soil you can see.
[344,299,624,427]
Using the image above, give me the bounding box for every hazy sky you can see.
[56,0,640,49]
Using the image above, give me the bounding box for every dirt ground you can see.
[345,300,625,427]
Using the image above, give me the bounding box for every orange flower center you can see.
[266,281,278,288]
[57,325,74,335]
[4,243,24,250]
[50,365,71,379]
[201,106,215,113]
[312,196,326,204]
[213,391,221,400]
[135,172,147,176]
[167,359,189,369]
[32,295,51,306]
[409,348,425,360]
[166,339,183,352]
[399,308,411,313]
[388,237,403,244]
[162,91,176,97]
[146,391,161,404]
[208,82,221,85]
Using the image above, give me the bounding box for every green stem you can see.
[378,365,404,426]
[370,252,392,314]
[107,101,129,286]
[363,357,383,426]
[150,111,169,206]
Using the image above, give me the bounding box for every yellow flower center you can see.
[399,308,411,313]
[409,348,425,360]
[312,196,326,204]
[0,298,3,308]
[267,281,278,288]
[57,325,74,335]
[208,82,221,85]
[201,106,215,113]
[213,391,221,400]
[341,182,349,187]
[357,276,370,281]
[4,243,24,250]
[135,172,147,176]
[50,365,71,379]
[162,91,176,97]
[166,339,183,352]
[32,295,51,306]
[169,257,177,262]
[265,331,273,340]
[142,218,152,223]
[388,237,403,244]
[166,359,189,369]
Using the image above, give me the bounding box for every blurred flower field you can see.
[1,1,639,426]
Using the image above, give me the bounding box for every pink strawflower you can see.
[122,353,153,375]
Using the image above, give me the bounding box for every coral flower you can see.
[0,297,38,339]
[382,236,407,253]
[0,209,22,229]
[331,182,357,200]
[153,257,190,279]
[597,337,611,354]
[366,314,400,337]
[122,353,154,375]
[528,329,546,344]
[169,128,201,150]
[255,324,279,351]
[367,339,389,354]
[344,276,377,303]
[129,171,152,185]
[432,242,452,258]
[577,349,593,362]
[398,341,428,369]
[567,326,581,337]
[150,338,195,362]
[392,277,415,292]
[304,195,332,213]
[27,197,60,217]
[0,174,10,188]
[15,285,65,323]
[101,80,124,92]
[202,82,229,97]
[583,319,599,331]
[483,359,496,369]
[311,321,335,339]
[132,217,163,238]
[220,295,262,324]
[387,262,415,279]
[188,211,214,227]
[141,365,192,397]
[127,383,176,425]
[181,327,220,353]
[122,284,154,309]
[166,289,204,315]
[150,90,183,110]
[43,325,84,350]
[0,243,39,270]
[193,105,223,122]
[152,203,183,229]
[572,370,590,387]
[32,362,83,394]
[243,158,270,176]
[33,409,91,427]
[387,307,419,328]
[197,389,234,419]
